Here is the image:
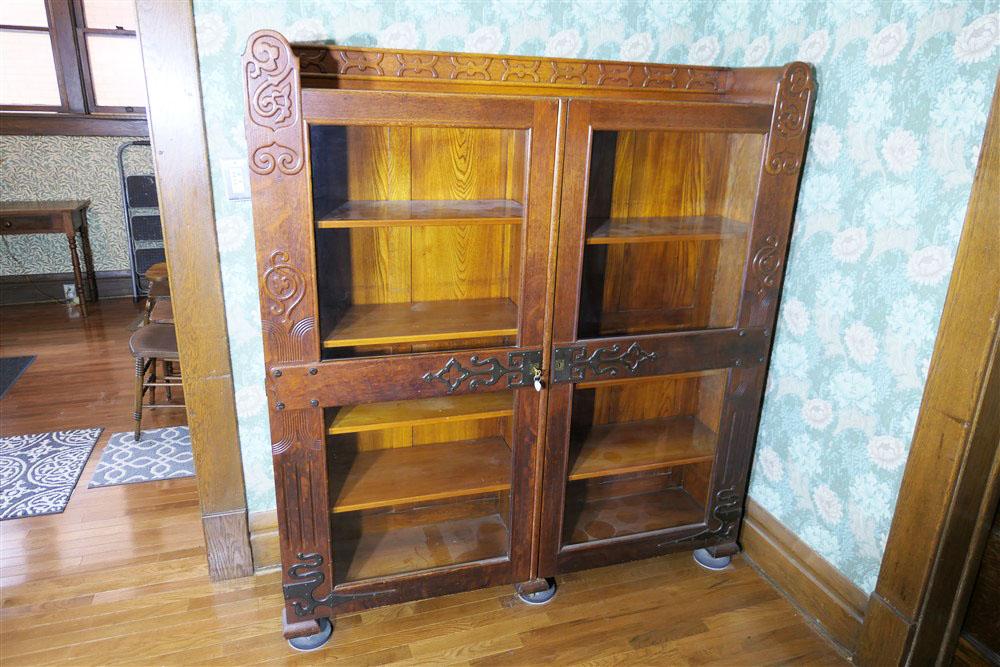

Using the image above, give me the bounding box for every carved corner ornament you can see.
[764,62,815,175]
[243,30,305,177]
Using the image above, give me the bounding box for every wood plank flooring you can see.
[0,300,845,665]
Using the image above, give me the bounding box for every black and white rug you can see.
[0,428,102,520]
[89,426,194,488]
[0,356,35,399]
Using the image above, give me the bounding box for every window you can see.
[0,0,147,135]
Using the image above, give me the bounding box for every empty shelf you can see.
[334,509,509,582]
[569,416,717,482]
[322,298,518,348]
[328,393,514,435]
[586,216,748,244]
[330,436,512,513]
[563,487,704,544]
[317,199,524,228]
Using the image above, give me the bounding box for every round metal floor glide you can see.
[287,617,333,652]
[693,548,732,571]
[515,578,558,605]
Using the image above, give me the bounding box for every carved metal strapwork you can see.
[422,350,542,394]
[551,342,657,384]
[284,553,394,616]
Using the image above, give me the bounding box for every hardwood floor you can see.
[0,300,845,665]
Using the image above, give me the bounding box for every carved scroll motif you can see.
[750,235,782,297]
[449,55,492,80]
[395,53,438,78]
[338,49,384,75]
[244,31,304,176]
[262,250,305,330]
[501,58,541,82]
[765,62,815,175]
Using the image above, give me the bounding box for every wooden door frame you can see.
[855,75,1000,665]
[133,0,253,580]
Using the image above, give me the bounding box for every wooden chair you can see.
[129,323,184,440]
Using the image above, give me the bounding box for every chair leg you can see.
[149,357,157,405]
[165,360,173,401]
[133,356,145,441]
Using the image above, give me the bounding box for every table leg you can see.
[79,211,98,301]
[67,232,88,317]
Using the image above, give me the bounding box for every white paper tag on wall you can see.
[222,158,251,200]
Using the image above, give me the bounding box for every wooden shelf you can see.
[585,216,748,245]
[330,437,512,513]
[322,298,518,348]
[334,510,508,582]
[317,199,524,228]
[328,393,514,435]
[568,416,717,482]
[563,487,704,544]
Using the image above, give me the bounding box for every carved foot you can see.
[287,617,332,652]
[515,578,557,605]
[693,547,732,571]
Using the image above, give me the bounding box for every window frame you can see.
[0,0,148,135]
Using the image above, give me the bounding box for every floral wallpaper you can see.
[191,0,999,593]
[0,136,150,275]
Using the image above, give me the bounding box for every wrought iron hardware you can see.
[422,350,542,394]
[551,342,657,384]
[284,553,394,616]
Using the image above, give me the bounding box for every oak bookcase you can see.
[241,30,815,646]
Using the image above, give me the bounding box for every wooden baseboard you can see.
[249,509,281,571]
[741,498,868,657]
[0,270,135,305]
[202,510,254,580]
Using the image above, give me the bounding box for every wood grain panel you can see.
[327,393,514,434]
[329,437,512,512]
[134,0,251,580]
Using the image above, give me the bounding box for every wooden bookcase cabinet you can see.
[242,30,815,640]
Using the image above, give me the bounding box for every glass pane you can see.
[85,34,146,108]
[81,0,137,30]
[578,130,763,337]
[327,392,516,583]
[562,370,727,546]
[310,124,527,359]
[0,0,48,27]
[0,29,60,106]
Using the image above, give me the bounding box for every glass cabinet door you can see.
[541,98,773,572]
[577,128,763,338]
[301,90,559,590]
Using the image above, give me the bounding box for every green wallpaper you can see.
[191,0,999,593]
[0,136,149,275]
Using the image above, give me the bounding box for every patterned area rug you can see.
[89,426,194,487]
[0,428,102,520]
[0,356,35,399]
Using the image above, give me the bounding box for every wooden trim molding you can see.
[0,270,132,305]
[134,0,253,581]
[0,112,148,136]
[741,499,867,657]
[855,75,1000,666]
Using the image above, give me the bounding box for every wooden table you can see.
[0,200,97,316]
